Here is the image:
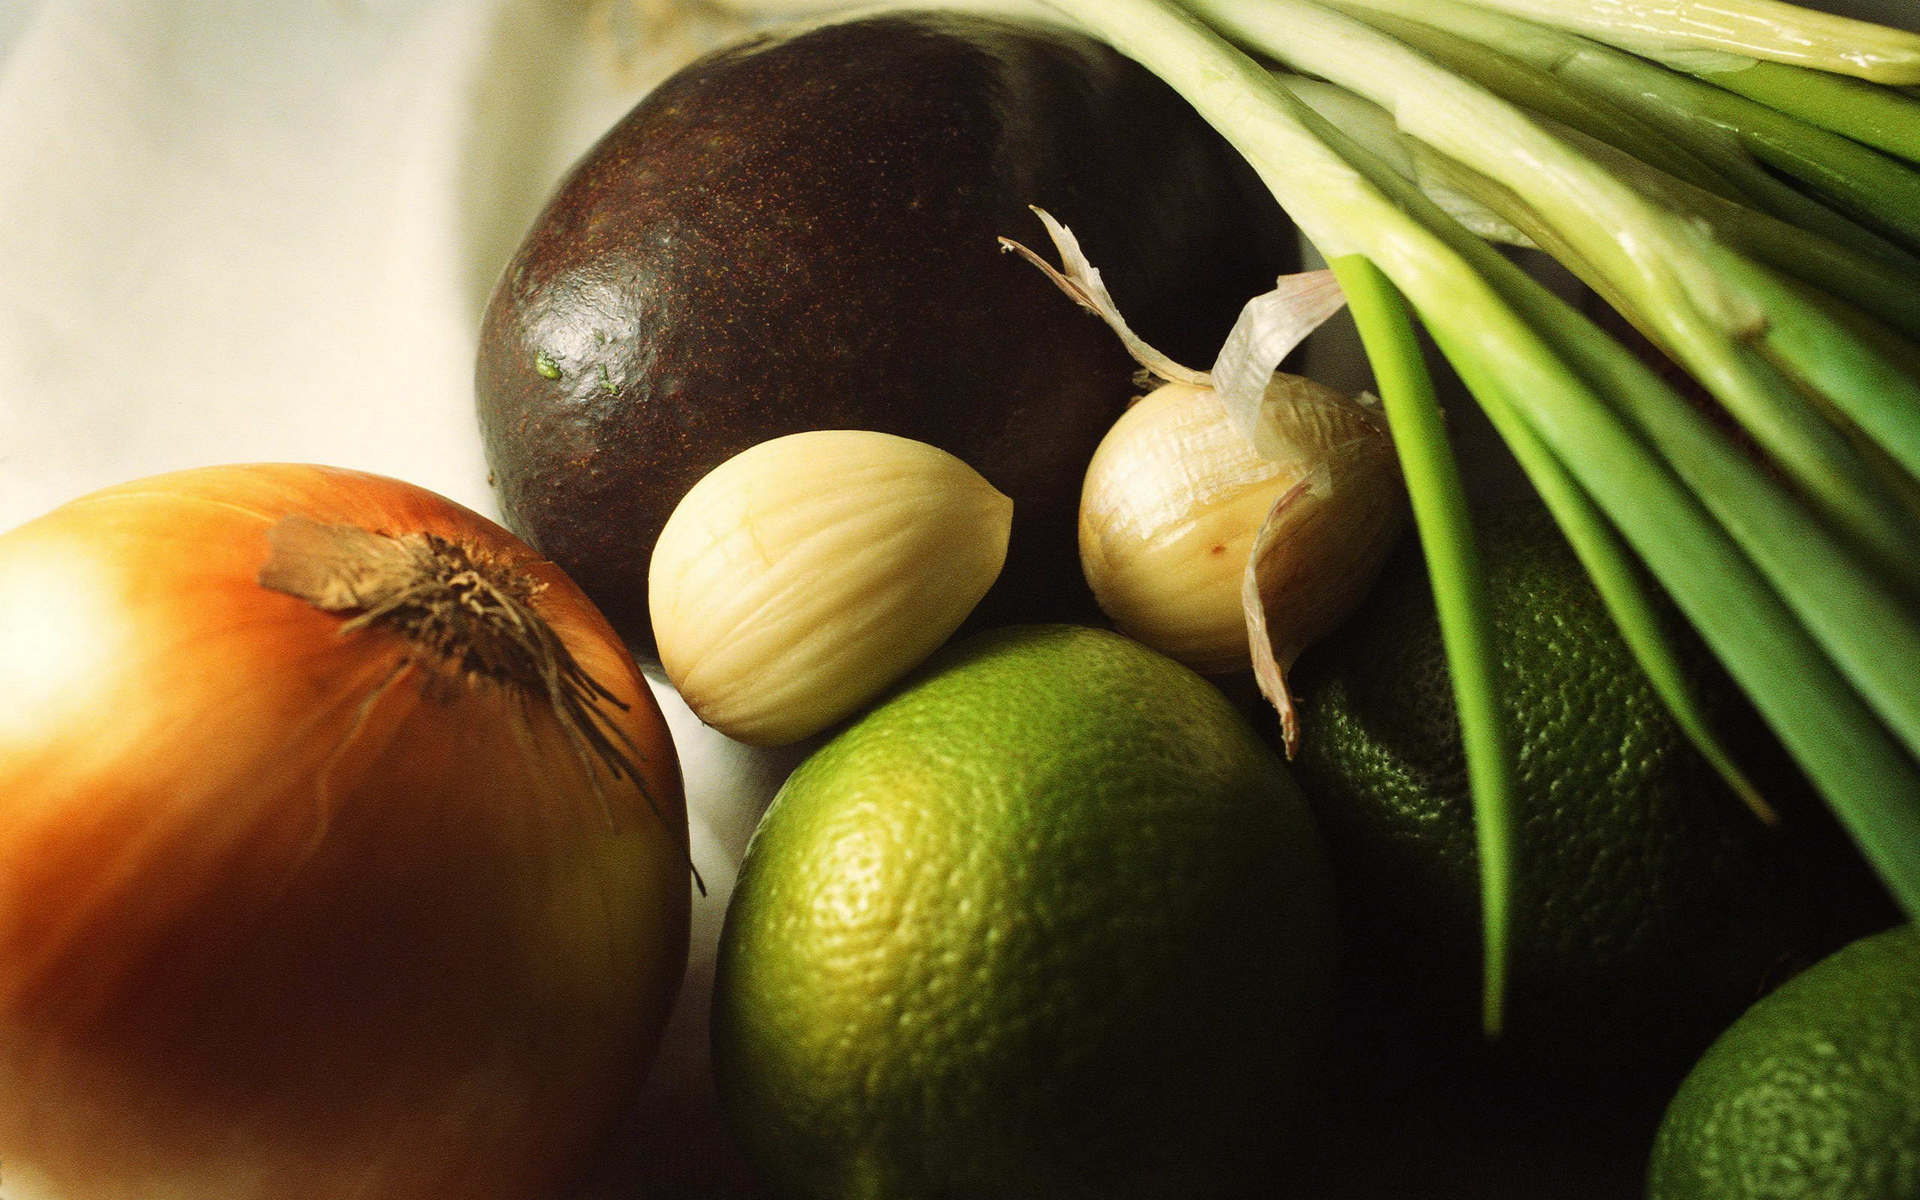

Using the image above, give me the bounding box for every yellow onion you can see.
[0,463,691,1200]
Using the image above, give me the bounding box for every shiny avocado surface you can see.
[477,12,1297,653]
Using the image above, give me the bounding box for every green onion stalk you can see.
[1032,0,1920,1035]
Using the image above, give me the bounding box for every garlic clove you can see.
[649,430,1011,747]
[1079,382,1286,673]
[1079,377,1400,680]
[1014,205,1406,748]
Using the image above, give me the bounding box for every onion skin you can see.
[0,464,690,1200]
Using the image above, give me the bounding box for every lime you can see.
[710,624,1336,1199]
[1648,922,1920,1200]
[1289,502,1888,1078]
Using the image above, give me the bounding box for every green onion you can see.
[1330,255,1516,1036]
[1687,58,1920,162]
[1432,337,1778,827]
[1033,0,1920,1023]
[1292,97,1920,893]
[1191,0,1920,592]
[1282,72,1920,343]
[1327,0,1920,267]
[1333,7,1749,201]
[1298,101,1775,821]
[1285,85,1919,854]
[1436,0,1920,83]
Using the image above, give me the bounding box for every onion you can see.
[0,463,691,1200]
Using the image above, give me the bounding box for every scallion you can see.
[1033,0,1920,1026]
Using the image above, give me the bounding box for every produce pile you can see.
[2,1,1918,1198]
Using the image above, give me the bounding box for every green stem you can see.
[1442,0,1920,83]
[1308,112,1920,910]
[1288,68,1920,344]
[1347,7,1745,201]
[1692,59,1920,164]
[1331,254,1515,1037]
[1195,0,1920,610]
[1564,132,1920,345]
[1713,249,1920,502]
[1429,340,1775,824]
[1326,0,1920,269]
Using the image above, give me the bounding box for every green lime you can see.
[1289,502,1887,1078]
[1648,922,1920,1200]
[710,624,1336,1199]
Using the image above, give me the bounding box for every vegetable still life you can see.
[2,0,1917,1198]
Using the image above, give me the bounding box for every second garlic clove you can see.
[649,430,1012,747]
[1078,378,1400,677]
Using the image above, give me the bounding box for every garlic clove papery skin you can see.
[1079,379,1400,675]
[650,430,1012,747]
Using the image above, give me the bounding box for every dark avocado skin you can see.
[477,12,1297,654]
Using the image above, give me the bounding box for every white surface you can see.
[0,0,698,523]
[0,0,1912,1195]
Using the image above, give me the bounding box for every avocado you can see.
[477,11,1296,653]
